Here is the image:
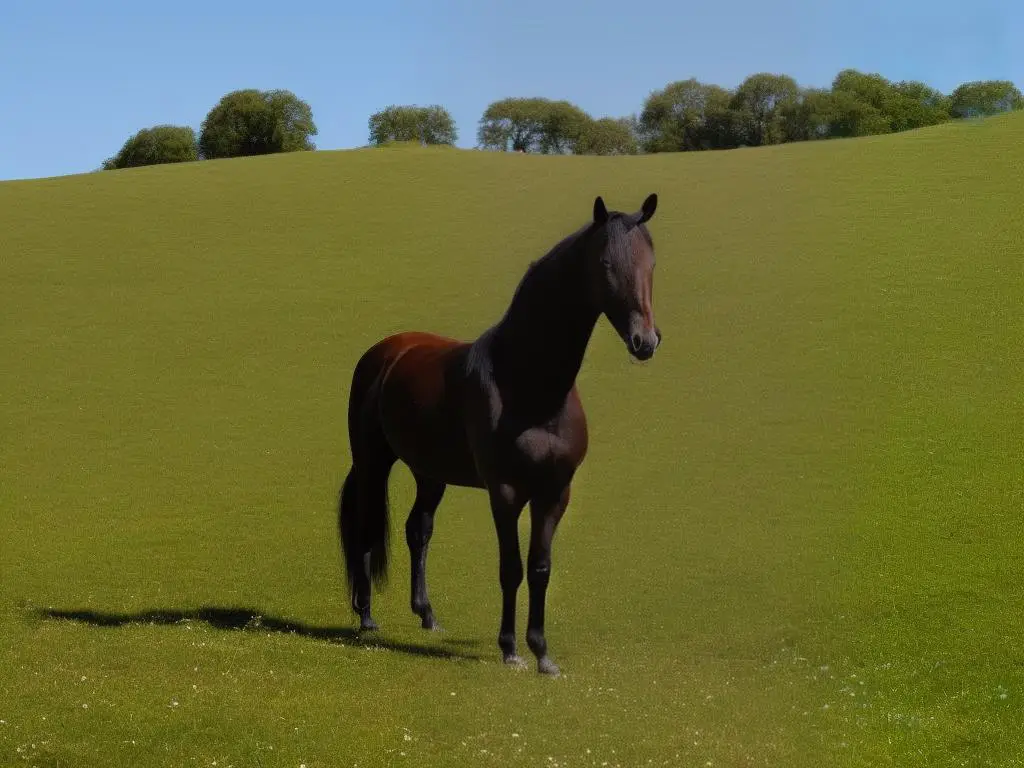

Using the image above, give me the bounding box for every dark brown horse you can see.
[338,193,661,675]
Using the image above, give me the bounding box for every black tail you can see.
[338,469,363,597]
[338,463,392,595]
[338,348,395,601]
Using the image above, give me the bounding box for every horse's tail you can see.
[338,346,395,600]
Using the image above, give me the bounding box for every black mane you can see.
[466,206,653,396]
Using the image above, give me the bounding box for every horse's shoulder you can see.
[465,327,497,382]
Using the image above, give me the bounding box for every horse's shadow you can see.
[35,605,483,661]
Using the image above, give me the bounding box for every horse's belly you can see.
[392,421,481,487]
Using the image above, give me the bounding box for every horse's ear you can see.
[638,193,658,223]
[593,196,609,224]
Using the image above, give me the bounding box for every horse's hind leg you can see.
[406,473,446,630]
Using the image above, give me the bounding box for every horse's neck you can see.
[490,242,598,407]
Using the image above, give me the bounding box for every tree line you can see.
[102,71,1023,170]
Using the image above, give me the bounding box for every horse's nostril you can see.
[630,333,642,351]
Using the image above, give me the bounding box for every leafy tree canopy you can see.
[368,105,457,146]
[199,89,317,160]
[103,125,198,170]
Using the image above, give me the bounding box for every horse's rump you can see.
[351,331,483,488]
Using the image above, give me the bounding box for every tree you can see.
[575,117,638,155]
[819,70,962,136]
[538,101,591,154]
[890,80,952,131]
[829,70,905,136]
[368,105,457,146]
[893,80,950,112]
[730,73,799,146]
[702,107,747,149]
[780,88,838,142]
[198,88,317,159]
[477,97,590,153]
[638,79,740,152]
[949,80,1024,118]
[102,125,198,170]
[826,89,892,137]
[831,69,894,110]
[478,98,543,151]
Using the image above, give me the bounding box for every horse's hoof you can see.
[421,617,444,632]
[537,657,561,677]
[359,617,379,632]
[503,654,528,670]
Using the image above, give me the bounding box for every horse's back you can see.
[358,330,461,365]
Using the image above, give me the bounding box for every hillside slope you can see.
[2,113,1023,766]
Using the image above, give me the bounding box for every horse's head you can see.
[585,193,662,361]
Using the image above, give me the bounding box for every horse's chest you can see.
[500,407,588,489]
[513,426,575,466]
[468,373,589,489]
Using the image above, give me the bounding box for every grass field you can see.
[2,113,1024,767]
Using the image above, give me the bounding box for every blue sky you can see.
[1,0,1020,181]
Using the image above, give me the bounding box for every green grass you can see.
[3,113,1024,767]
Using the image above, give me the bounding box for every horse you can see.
[337,193,662,676]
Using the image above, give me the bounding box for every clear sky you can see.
[1,0,1020,181]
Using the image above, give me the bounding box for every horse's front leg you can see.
[489,483,527,666]
[526,485,570,676]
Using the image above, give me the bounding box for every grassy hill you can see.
[2,113,1023,767]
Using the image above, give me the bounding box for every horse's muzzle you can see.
[628,326,660,361]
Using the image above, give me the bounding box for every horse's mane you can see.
[504,223,591,310]
[466,223,589,376]
[504,212,648,311]
[466,211,648,377]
